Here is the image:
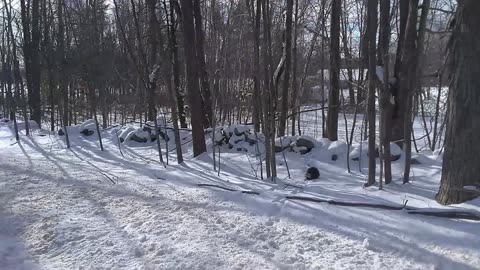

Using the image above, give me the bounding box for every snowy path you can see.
[1,124,479,270]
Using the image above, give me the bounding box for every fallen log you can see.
[286,195,480,221]
[286,195,404,210]
[196,186,480,221]
[197,183,260,195]
[407,210,480,221]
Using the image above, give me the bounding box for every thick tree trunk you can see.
[252,0,261,132]
[277,0,293,137]
[403,0,429,184]
[365,0,377,187]
[169,0,187,128]
[180,0,207,157]
[58,0,70,148]
[436,0,480,205]
[326,0,341,141]
[391,0,410,145]
[289,0,299,136]
[378,0,392,184]
[193,0,213,128]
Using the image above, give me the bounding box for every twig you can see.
[99,171,117,184]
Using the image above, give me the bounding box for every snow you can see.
[1,114,479,270]
[79,119,97,131]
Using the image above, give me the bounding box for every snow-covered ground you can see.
[1,113,479,270]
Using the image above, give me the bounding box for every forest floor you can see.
[1,113,479,270]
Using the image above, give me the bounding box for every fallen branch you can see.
[99,171,117,184]
[407,210,480,221]
[197,183,259,195]
[198,185,480,221]
[286,195,480,221]
[286,195,404,210]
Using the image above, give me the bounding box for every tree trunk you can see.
[378,0,392,184]
[29,0,42,126]
[180,0,207,156]
[391,0,410,145]
[58,0,70,148]
[365,0,377,187]
[326,0,341,141]
[252,0,261,132]
[436,0,480,205]
[289,0,299,136]
[277,0,293,137]
[169,0,187,128]
[193,0,213,128]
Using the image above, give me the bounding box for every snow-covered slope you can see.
[0,119,478,270]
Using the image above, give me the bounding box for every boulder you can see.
[80,129,94,136]
[58,129,65,136]
[299,148,312,155]
[142,126,152,133]
[390,154,402,162]
[295,137,315,149]
[151,130,170,142]
[131,133,148,143]
[275,145,290,153]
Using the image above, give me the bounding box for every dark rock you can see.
[234,128,245,136]
[131,134,148,143]
[275,145,290,153]
[236,148,243,152]
[234,139,243,144]
[331,154,338,161]
[222,130,230,139]
[234,128,250,136]
[411,158,422,165]
[159,130,170,141]
[305,167,320,180]
[58,129,65,136]
[80,129,94,136]
[151,130,170,142]
[352,156,360,161]
[142,126,152,133]
[296,138,315,149]
[299,148,312,155]
[228,143,234,149]
[390,154,401,162]
[244,134,257,145]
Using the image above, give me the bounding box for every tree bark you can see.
[391,0,411,145]
[193,0,213,128]
[58,0,70,148]
[436,0,480,205]
[378,0,392,184]
[365,0,377,187]
[180,0,207,156]
[252,0,262,132]
[169,0,187,128]
[326,0,341,141]
[277,0,293,137]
